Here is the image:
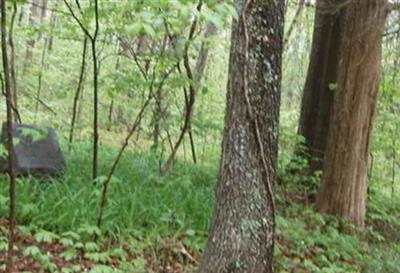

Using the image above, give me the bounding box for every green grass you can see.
[0,140,399,272]
[0,140,217,244]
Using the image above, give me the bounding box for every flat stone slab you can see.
[0,123,65,177]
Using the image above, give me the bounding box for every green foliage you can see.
[0,0,399,272]
[18,127,48,142]
[23,245,58,272]
[274,198,400,273]
[0,142,217,242]
[0,140,398,271]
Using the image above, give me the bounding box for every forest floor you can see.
[0,217,199,272]
[0,142,399,272]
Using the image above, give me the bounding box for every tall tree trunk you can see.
[316,0,388,228]
[283,0,305,48]
[69,37,88,150]
[91,24,99,180]
[17,5,24,26]
[198,0,284,272]
[64,0,100,179]
[40,0,47,21]
[1,0,17,271]
[152,86,163,150]
[187,22,218,164]
[297,0,345,174]
[195,23,217,82]
[24,0,40,71]
[9,2,19,122]
[34,37,49,119]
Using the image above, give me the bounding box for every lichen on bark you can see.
[198,0,284,272]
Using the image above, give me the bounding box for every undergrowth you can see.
[0,141,399,272]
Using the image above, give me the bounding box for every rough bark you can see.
[316,0,388,228]
[198,0,284,272]
[297,0,345,174]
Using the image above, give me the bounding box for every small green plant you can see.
[23,246,58,272]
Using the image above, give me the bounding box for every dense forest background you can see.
[0,0,399,272]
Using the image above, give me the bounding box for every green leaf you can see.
[88,265,115,273]
[60,248,77,261]
[60,238,74,247]
[84,241,100,252]
[23,246,42,257]
[85,251,110,263]
[185,229,196,236]
[328,82,337,91]
[34,230,59,243]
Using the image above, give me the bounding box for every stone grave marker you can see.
[0,123,65,177]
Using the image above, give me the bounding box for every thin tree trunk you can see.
[199,0,284,271]
[91,41,99,179]
[95,62,177,231]
[17,5,24,26]
[182,84,196,163]
[91,0,100,180]
[283,0,305,48]
[194,23,217,82]
[296,0,345,174]
[1,0,17,271]
[34,37,49,119]
[316,0,388,228]
[96,94,152,233]
[24,0,40,72]
[40,0,47,21]
[107,98,114,129]
[9,2,20,123]
[152,86,163,150]
[159,14,215,171]
[63,0,99,179]
[107,47,120,131]
[69,37,88,150]
[159,2,202,177]
[187,22,218,164]
[392,138,396,197]
[46,6,57,53]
